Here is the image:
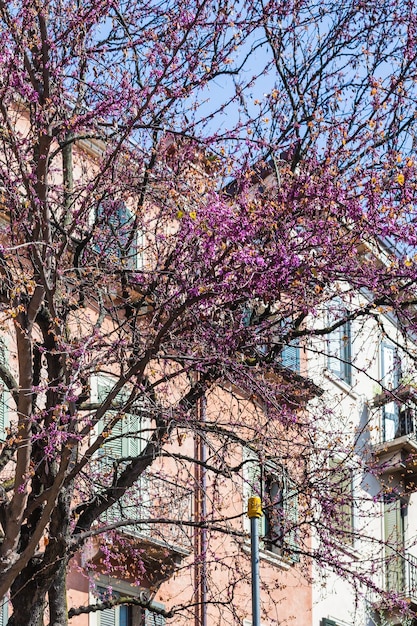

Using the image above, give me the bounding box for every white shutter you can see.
[145,602,166,626]
[145,610,166,626]
[96,588,117,626]
[99,607,117,626]
[0,597,8,626]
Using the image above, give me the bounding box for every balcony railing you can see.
[100,471,193,553]
[382,407,417,444]
[385,552,417,603]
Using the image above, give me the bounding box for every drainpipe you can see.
[200,394,207,626]
[194,392,207,626]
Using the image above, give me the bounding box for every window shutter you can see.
[145,602,166,626]
[97,380,124,460]
[0,598,7,626]
[0,342,9,440]
[342,320,352,384]
[381,342,401,440]
[327,300,352,384]
[327,309,344,379]
[328,460,354,545]
[381,342,401,388]
[384,498,405,593]
[281,341,300,372]
[282,472,299,562]
[95,376,152,537]
[242,450,265,538]
[328,322,351,383]
[99,607,117,626]
[124,412,142,458]
[320,620,337,626]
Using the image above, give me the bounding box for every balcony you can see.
[373,552,417,623]
[100,471,193,561]
[385,552,417,602]
[372,389,417,491]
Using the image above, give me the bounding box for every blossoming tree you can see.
[1,0,417,625]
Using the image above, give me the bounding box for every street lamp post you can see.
[247,496,262,626]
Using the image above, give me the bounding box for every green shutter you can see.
[282,473,299,562]
[384,498,405,593]
[0,387,6,441]
[328,460,354,545]
[124,412,142,458]
[97,380,124,460]
[327,300,352,384]
[95,377,152,537]
[320,620,337,626]
[0,342,9,440]
[243,449,265,539]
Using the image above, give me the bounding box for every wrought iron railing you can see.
[385,552,417,602]
[382,407,417,443]
[100,471,193,552]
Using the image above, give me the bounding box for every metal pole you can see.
[247,496,262,626]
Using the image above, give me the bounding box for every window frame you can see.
[380,341,402,441]
[0,339,10,442]
[384,494,407,594]
[327,458,355,546]
[326,302,352,385]
[89,579,165,626]
[90,374,151,538]
[92,200,144,271]
[243,450,300,563]
[0,596,8,626]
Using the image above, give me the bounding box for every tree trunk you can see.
[9,564,45,626]
[48,558,69,626]
[7,484,73,626]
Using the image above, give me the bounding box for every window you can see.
[94,376,149,461]
[280,339,300,372]
[384,495,406,594]
[95,587,166,626]
[327,302,352,385]
[92,376,151,537]
[0,340,10,441]
[241,306,300,373]
[93,201,144,271]
[144,606,166,626]
[380,342,402,441]
[328,459,354,546]
[0,597,8,626]
[98,601,133,626]
[243,451,299,562]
